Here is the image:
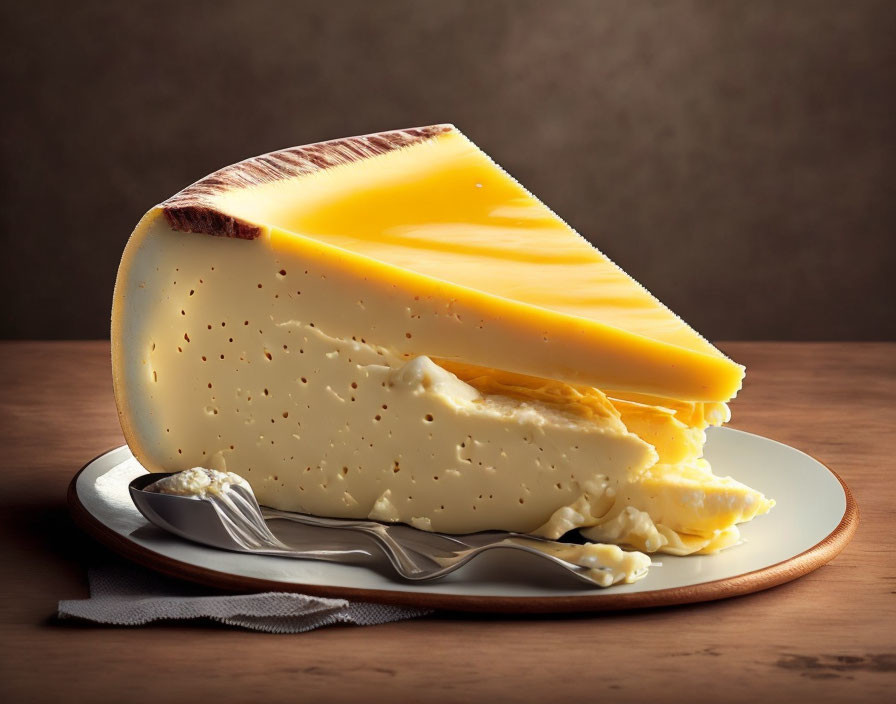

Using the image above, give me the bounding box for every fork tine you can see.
[225,491,279,540]
[210,503,261,548]
[210,495,272,549]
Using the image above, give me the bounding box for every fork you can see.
[129,473,649,587]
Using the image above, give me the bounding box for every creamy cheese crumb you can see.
[512,539,651,587]
[147,467,250,498]
[533,476,617,538]
[582,506,669,553]
[368,490,401,522]
[389,355,481,404]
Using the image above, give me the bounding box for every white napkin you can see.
[58,564,432,633]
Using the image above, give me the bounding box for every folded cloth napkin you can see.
[58,564,432,633]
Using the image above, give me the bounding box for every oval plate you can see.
[68,428,857,613]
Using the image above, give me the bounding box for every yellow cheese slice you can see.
[153,125,742,402]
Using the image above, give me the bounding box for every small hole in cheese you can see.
[424,414,434,422]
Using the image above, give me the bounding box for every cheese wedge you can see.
[112,125,772,553]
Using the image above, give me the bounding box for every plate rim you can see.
[67,439,859,614]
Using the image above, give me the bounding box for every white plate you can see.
[69,427,856,612]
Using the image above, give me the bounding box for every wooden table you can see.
[1,341,893,703]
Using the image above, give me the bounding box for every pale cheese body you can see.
[115,216,658,534]
[113,214,771,547]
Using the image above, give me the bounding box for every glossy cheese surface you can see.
[205,129,743,403]
[219,132,702,343]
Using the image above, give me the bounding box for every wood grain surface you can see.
[0,341,893,703]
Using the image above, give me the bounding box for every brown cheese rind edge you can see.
[160,124,454,239]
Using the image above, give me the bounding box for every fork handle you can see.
[264,510,428,577]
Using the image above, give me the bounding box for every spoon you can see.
[128,472,649,587]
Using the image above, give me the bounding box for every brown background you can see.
[1,0,894,340]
